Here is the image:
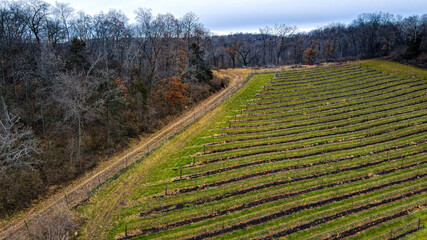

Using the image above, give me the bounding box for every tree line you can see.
[0,0,425,216]
[209,13,426,68]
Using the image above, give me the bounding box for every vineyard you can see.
[80,63,427,239]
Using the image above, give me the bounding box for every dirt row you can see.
[205,120,426,158]
[184,180,427,240]
[258,76,401,106]
[264,70,376,92]
[242,83,423,119]
[210,107,426,146]
[320,206,424,240]
[206,114,426,154]
[182,122,426,180]
[263,188,427,239]
[176,151,426,196]
[256,74,392,101]
[262,71,382,93]
[267,67,367,86]
[229,96,425,134]
[248,79,424,109]
[197,127,427,166]
[180,139,425,192]
[267,66,365,85]
[262,72,377,98]
[270,69,378,87]
[258,71,378,97]
[244,82,425,116]
[271,65,360,82]
[122,170,426,240]
[388,228,423,240]
[140,153,425,219]
[264,70,373,92]
[270,65,360,83]
[144,142,425,216]
[185,141,425,183]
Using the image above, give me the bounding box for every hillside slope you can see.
[79,62,426,239]
[0,68,258,239]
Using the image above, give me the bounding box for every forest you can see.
[0,0,425,216]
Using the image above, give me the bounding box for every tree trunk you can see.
[41,104,46,140]
[1,95,10,121]
[77,111,82,163]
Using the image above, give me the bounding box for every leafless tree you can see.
[51,1,74,41]
[30,207,77,240]
[259,26,272,65]
[70,11,93,41]
[135,8,165,96]
[23,0,50,44]
[0,98,39,174]
[51,73,99,163]
[273,24,297,64]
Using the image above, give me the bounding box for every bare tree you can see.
[259,26,272,65]
[236,40,258,66]
[70,11,93,41]
[135,8,165,96]
[31,208,77,240]
[181,12,200,50]
[0,98,39,174]
[51,1,74,41]
[273,24,297,64]
[52,73,99,163]
[23,0,50,44]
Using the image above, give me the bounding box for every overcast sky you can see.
[45,0,427,34]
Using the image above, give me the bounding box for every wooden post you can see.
[65,193,69,206]
[234,115,236,121]
[165,184,168,195]
[125,224,128,237]
[418,218,421,230]
[180,168,182,179]
[24,220,30,236]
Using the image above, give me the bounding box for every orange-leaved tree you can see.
[162,76,188,109]
[303,40,320,65]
